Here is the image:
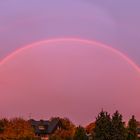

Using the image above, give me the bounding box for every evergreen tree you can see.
[111,110,126,140]
[127,115,138,140]
[94,110,112,140]
[73,126,88,140]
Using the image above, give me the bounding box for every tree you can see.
[111,110,126,140]
[94,110,112,140]
[49,117,75,140]
[127,115,138,140]
[73,126,87,140]
[2,118,35,140]
[0,118,8,134]
[86,122,95,134]
[86,122,95,140]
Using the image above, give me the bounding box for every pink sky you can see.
[0,0,140,125]
[0,39,140,125]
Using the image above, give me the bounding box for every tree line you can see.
[92,110,138,140]
[0,110,139,140]
[70,110,139,140]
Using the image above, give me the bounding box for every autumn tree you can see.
[86,122,95,134]
[111,111,126,140]
[127,115,138,140]
[85,122,95,140]
[0,118,8,134]
[94,110,112,140]
[2,118,35,140]
[49,117,75,140]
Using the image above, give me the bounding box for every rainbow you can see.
[0,38,140,73]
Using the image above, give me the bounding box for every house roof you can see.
[29,118,60,135]
[29,119,50,126]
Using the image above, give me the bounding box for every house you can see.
[29,118,61,140]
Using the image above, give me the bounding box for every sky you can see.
[0,0,140,125]
[0,0,140,65]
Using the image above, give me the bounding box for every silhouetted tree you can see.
[127,115,138,140]
[73,126,87,140]
[94,110,112,140]
[111,111,126,140]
